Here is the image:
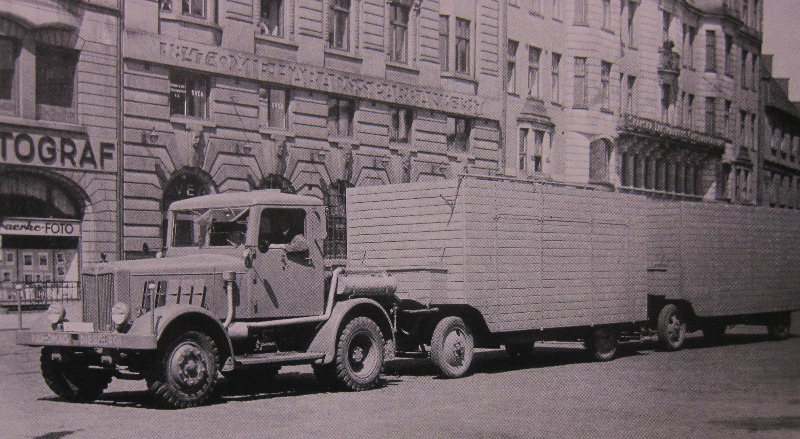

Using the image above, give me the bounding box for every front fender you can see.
[307,298,394,364]
[128,305,234,363]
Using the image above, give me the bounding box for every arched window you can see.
[323,180,351,259]
[0,172,82,219]
[161,171,213,246]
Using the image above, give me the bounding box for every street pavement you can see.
[1,308,799,439]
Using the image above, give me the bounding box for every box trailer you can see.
[347,175,798,376]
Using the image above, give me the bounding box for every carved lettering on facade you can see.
[159,42,483,117]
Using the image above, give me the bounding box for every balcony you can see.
[658,41,680,84]
[618,114,726,154]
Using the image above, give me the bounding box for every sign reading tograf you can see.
[0,131,116,172]
[0,217,82,237]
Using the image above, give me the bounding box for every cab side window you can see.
[259,208,305,245]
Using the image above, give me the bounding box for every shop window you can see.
[389,107,413,142]
[528,46,541,98]
[0,37,18,116]
[389,2,410,63]
[455,18,470,74]
[170,70,208,118]
[258,0,284,37]
[259,86,289,130]
[36,45,78,123]
[328,0,351,51]
[328,98,354,137]
[447,116,471,152]
[324,181,350,259]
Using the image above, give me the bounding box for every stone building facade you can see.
[0,0,121,298]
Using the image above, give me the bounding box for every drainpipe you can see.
[500,0,508,176]
[116,0,125,261]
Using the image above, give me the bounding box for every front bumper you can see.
[16,330,157,350]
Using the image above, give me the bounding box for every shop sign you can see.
[0,217,81,237]
[0,131,116,172]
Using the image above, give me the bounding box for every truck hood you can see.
[84,254,244,276]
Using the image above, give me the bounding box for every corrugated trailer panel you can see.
[648,201,800,316]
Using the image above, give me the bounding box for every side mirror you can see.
[258,238,270,254]
[284,235,309,254]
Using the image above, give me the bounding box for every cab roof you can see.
[168,190,323,211]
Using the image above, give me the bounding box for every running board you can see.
[234,351,325,367]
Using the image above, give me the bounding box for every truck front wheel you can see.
[430,316,474,378]
[148,330,220,409]
[657,304,687,351]
[40,348,112,403]
[330,316,385,391]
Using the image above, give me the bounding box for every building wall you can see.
[0,0,121,271]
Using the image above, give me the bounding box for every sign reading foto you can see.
[0,217,81,237]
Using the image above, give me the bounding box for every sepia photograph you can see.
[0,0,798,437]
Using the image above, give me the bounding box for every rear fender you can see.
[307,298,394,364]
[128,305,234,364]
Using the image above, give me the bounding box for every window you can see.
[705,30,716,72]
[528,46,541,97]
[686,94,694,129]
[551,52,561,103]
[601,61,612,111]
[705,97,716,133]
[447,116,471,151]
[627,1,637,46]
[170,70,208,118]
[602,0,612,30]
[259,87,289,129]
[687,27,696,68]
[741,49,748,89]
[724,34,733,76]
[389,107,413,142]
[573,57,586,108]
[439,15,449,71]
[258,0,283,37]
[36,45,79,122]
[751,113,757,149]
[0,37,18,115]
[662,11,671,42]
[589,139,612,184]
[183,0,206,18]
[389,2,410,63]
[723,100,731,137]
[626,75,636,114]
[661,83,671,122]
[518,128,528,172]
[328,98,354,137]
[507,40,518,94]
[552,0,561,20]
[751,54,757,90]
[739,110,746,143]
[533,130,544,172]
[574,0,587,25]
[259,208,305,246]
[328,0,351,50]
[455,18,471,74]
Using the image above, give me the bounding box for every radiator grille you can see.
[82,273,113,331]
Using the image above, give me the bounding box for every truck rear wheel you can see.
[430,316,474,378]
[331,316,384,391]
[584,327,618,361]
[148,330,220,409]
[657,304,686,351]
[40,348,112,403]
[767,312,791,341]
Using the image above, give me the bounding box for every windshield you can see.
[172,207,249,248]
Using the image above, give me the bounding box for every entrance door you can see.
[250,207,325,318]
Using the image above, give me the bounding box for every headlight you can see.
[111,302,131,327]
[46,303,66,325]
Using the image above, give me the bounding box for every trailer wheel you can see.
[505,342,535,360]
[430,316,474,378]
[584,327,618,361]
[767,313,791,341]
[657,304,686,351]
[40,348,112,403]
[332,317,384,391]
[148,330,220,409]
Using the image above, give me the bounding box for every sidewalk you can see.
[0,301,82,331]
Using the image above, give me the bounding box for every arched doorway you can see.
[160,168,215,248]
[0,171,86,304]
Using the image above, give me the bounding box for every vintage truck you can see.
[17,175,800,407]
